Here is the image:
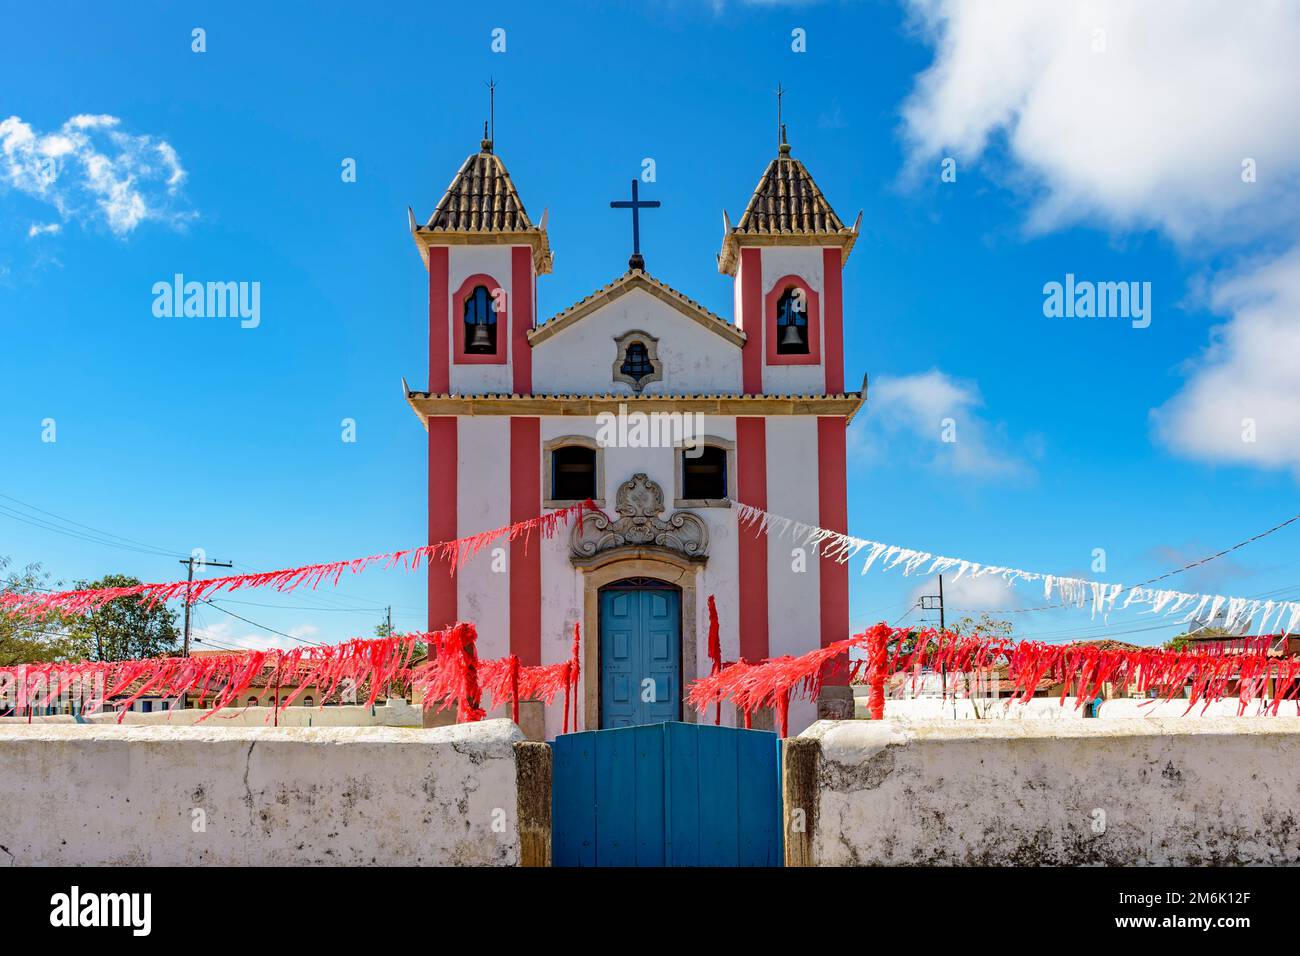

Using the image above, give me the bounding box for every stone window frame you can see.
[543,435,606,509]
[611,328,663,392]
[674,435,736,509]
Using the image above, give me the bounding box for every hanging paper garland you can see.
[686,622,1300,735]
[730,501,1300,635]
[2,623,587,730]
[0,500,596,619]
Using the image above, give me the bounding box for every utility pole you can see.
[179,556,234,658]
[938,574,946,632]
[938,574,947,699]
[921,575,949,696]
[386,606,393,637]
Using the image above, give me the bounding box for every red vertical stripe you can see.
[822,248,844,394]
[427,416,457,630]
[736,417,769,662]
[511,247,533,393]
[818,417,849,671]
[510,417,542,666]
[428,246,450,393]
[740,247,763,394]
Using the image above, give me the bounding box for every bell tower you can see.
[409,132,552,396]
[719,125,858,396]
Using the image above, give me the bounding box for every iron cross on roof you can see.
[610,178,660,272]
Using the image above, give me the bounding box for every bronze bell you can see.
[468,321,495,354]
[780,321,805,349]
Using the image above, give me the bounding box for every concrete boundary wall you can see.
[786,718,1300,866]
[0,719,523,866]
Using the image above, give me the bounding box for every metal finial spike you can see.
[775,82,785,151]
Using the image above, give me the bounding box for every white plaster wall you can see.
[533,416,742,735]
[0,720,523,866]
[448,245,514,394]
[532,288,743,395]
[458,417,511,660]
[766,416,822,734]
[760,246,826,395]
[852,696,1087,720]
[802,718,1300,865]
[1099,697,1300,718]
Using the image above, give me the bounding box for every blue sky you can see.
[3,0,1299,651]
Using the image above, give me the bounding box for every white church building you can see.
[405,127,865,739]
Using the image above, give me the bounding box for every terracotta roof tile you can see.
[424,142,533,233]
[734,146,846,236]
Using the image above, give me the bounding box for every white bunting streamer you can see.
[729,500,1300,635]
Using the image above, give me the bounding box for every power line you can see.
[0,493,187,558]
[201,599,324,647]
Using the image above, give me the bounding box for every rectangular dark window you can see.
[552,446,597,501]
[682,446,727,500]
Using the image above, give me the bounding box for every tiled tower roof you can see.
[425,139,534,232]
[718,138,859,275]
[734,142,846,236]
[410,138,553,273]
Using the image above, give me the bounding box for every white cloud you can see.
[1152,247,1300,473]
[856,369,1029,477]
[27,222,59,238]
[190,618,320,653]
[908,573,1021,614]
[900,1,1300,478]
[0,113,192,237]
[900,0,1300,242]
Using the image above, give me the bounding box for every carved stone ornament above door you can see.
[570,473,708,566]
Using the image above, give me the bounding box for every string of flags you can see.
[0,500,595,619]
[0,625,586,726]
[731,500,1300,635]
[686,622,1300,736]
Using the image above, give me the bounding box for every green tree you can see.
[0,556,88,666]
[1165,626,1233,652]
[67,574,180,661]
[953,613,1015,639]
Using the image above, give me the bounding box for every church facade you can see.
[405,131,865,739]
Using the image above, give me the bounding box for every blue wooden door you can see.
[599,587,680,728]
[552,723,783,867]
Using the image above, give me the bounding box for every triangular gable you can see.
[528,269,746,348]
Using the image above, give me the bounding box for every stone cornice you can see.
[403,378,868,427]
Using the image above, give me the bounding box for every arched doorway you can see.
[598,577,682,728]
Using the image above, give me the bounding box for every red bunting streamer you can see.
[707,595,722,725]
[686,623,1300,736]
[570,622,582,733]
[1,634,424,723]
[0,500,595,619]
[3,623,591,733]
[867,626,887,720]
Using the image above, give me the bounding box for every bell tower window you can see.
[463,284,497,355]
[764,275,820,367]
[776,286,808,354]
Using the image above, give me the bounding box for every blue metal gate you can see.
[551,722,783,867]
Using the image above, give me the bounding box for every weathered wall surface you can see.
[0,719,523,866]
[797,718,1300,866]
